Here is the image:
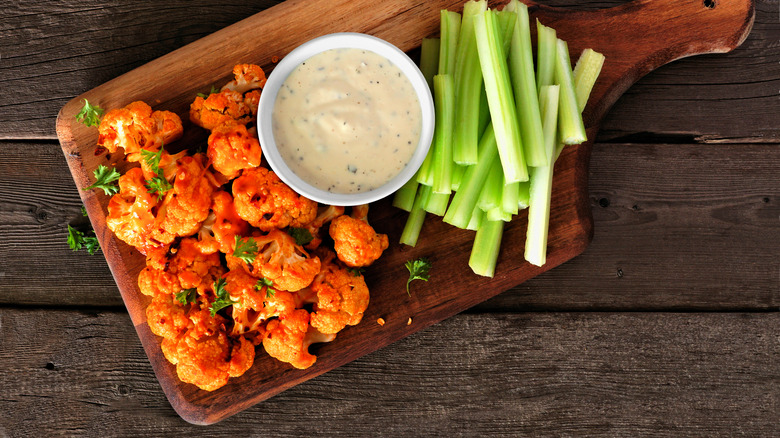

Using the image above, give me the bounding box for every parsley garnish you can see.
[67,224,100,255]
[255,277,275,297]
[81,205,88,217]
[196,85,221,98]
[233,235,258,264]
[287,227,313,246]
[346,267,365,277]
[83,165,121,196]
[209,278,239,316]
[75,99,104,127]
[405,257,431,296]
[175,288,197,305]
[140,148,173,200]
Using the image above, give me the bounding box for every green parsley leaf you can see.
[346,267,365,277]
[287,227,314,246]
[209,278,239,317]
[196,85,221,99]
[255,277,275,297]
[67,224,84,251]
[175,288,198,305]
[75,99,104,127]
[233,235,258,264]
[145,175,173,200]
[405,257,431,296]
[140,148,164,174]
[67,224,100,255]
[81,205,88,217]
[84,165,121,196]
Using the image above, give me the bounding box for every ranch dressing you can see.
[272,48,422,194]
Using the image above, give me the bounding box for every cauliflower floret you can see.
[139,149,187,182]
[230,229,320,292]
[146,293,189,339]
[98,101,183,160]
[224,268,296,340]
[141,237,224,301]
[262,309,335,369]
[197,191,250,255]
[207,121,262,180]
[138,264,180,297]
[232,167,317,231]
[302,205,345,250]
[150,155,215,244]
[106,168,161,255]
[221,64,267,94]
[244,89,261,116]
[329,204,389,267]
[305,250,370,334]
[189,90,252,130]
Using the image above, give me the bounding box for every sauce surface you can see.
[272,48,421,194]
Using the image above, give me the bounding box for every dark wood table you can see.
[1,0,777,435]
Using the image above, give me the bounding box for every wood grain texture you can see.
[2,141,777,311]
[51,0,756,423]
[2,0,775,142]
[1,309,776,436]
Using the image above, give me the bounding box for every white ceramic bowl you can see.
[257,32,435,206]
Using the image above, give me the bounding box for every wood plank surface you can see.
[3,141,776,310]
[0,309,776,436]
[2,0,778,142]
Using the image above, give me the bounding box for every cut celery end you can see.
[438,11,462,76]
[474,9,527,184]
[392,173,419,212]
[451,164,467,191]
[517,180,530,210]
[469,219,504,277]
[400,185,428,247]
[487,206,512,222]
[432,74,455,195]
[420,38,441,91]
[502,181,519,215]
[443,124,498,228]
[555,38,587,145]
[535,20,557,95]
[477,155,503,212]
[466,206,484,231]
[573,48,605,113]
[416,150,434,186]
[423,191,450,216]
[507,1,546,168]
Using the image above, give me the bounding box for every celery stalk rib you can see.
[400,184,429,247]
[432,74,455,194]
[474,9,527,184]
[535,20,556,95]
[554,38,587,145]
[469,219,504,277]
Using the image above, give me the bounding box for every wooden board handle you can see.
[531,0,755,128]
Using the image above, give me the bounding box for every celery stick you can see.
[443,124,497,228]
[466,206,484,231]
[517,180,530,210]
[422,191,450,216]
[432,74,455,194]
[392,172,419,212]
[474,9,527,184]
[400,185,428,247]
[535,20,556,95]
[420,38,441,91]
[524,85,560,267]
[495,10,516,55]
[573,48,606,113]
[469,219,504,277]
[452,1,487,165]
[439,11,462,76]
[502,181,519,215]
[477,87,490,137]
[451,164,466,191]
[477,155,503,212]
[416,151,434,186]
[506,0,546,167]
[555,38,587,145]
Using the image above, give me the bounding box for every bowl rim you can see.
[256,32,435,206]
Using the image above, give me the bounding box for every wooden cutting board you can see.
[55,0,753,425]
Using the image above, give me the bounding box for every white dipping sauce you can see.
[272,48,422,194]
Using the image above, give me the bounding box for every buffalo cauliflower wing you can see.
[105,167,161,255]
[329,204,388,267]
[223,268,296,340]
[207,121,263,180]
[232,167,317,231]
[304,250,370,334]
[98,101,183,161]
[262,309,335,369]
[241,229,321,292]
[189,90,252,130]
[221,64,267,94]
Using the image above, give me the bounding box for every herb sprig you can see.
[255,277,275,298]
[140,148,173,200]
[75,99,104,127]
[84,165,121,196]
[175,288,197,305]
[287,227,313,246]
[196,85,221,99]
[405,257,432,296]
[67,224,101,255]
[233,235,258,264]
[209,278,239,316]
